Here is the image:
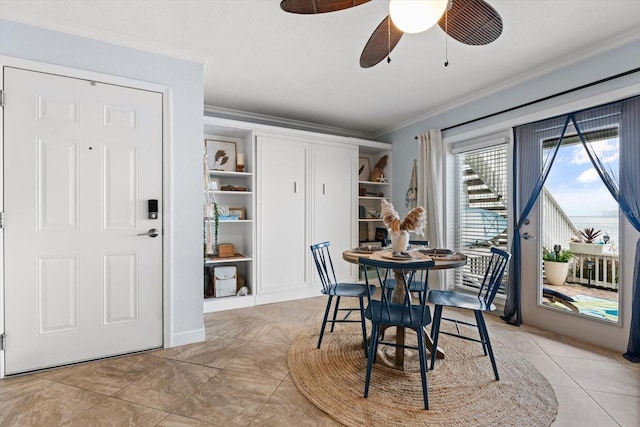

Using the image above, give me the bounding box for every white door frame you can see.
[0,55,173,378]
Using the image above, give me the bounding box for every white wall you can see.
[0,19,205,347]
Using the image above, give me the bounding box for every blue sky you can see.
[544,138,619,217]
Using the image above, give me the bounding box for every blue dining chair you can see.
[360,256,435,410]
[310,241,374,358]
[384,240,430,303]
[428,247,511,380]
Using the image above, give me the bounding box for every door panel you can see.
[3,67,163,374]
[257,136,309,293]
[312,144,356,282]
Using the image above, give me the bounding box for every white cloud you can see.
[570,140,619,165]
[576,168,600,185]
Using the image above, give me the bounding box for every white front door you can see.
[3,67,163,374]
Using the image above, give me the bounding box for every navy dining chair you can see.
[384,240,430,303]
[360,256,435,410]
[427,247,511,380]
[310,241,374,358]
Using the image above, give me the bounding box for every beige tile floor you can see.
[1,296,639,426]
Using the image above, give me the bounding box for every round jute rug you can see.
[288,326,558,427]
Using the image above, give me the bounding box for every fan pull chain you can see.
[387,16,391,64]
[444,5,449,67]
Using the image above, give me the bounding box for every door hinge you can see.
[0,89,4,107]
[0,334,5,351]
[0,212,4,229]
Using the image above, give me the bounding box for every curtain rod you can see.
[414,67,640,139]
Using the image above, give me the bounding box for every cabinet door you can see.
[257,136,309,294]
[312,144,357,282]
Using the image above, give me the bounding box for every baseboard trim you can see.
[168,327,205,348]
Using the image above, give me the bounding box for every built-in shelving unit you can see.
[203,118,256,313]
[202,115,392,312]
[358,148,392,245]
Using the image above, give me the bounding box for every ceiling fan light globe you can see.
[389,0,448,34]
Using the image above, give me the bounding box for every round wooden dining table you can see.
[342,248,467,370]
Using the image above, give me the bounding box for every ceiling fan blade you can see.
[280,0,370,14]
[360,16,404,68]
[438,0,503,45]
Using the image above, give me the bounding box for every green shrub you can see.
[543,248,574,263]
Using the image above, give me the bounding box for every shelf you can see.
[205,253,253,265]
[358,218,383,222]
[359,180,390,186]
[204,293,254,313]
[359,196,388,200]
[205,219,253,223]
[209,170,252,177]
[213,191,253,195]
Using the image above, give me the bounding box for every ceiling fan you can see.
[280,0,503,68]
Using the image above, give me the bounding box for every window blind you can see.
[454,144,510,294]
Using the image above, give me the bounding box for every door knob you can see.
[522,232,535,240]
[138,228,159,238]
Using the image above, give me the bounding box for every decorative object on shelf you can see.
[229,207,246,220]
[237,286,250,296]
[237,153,245,172]
[569,227,604,255]
[213,265,237,297]
[204,146,219,256]
[209,178,220,191]
[204,267,214,298]
[380,199,426,252]
[374,227,388,244]
[206,139,237,172]
[370,155,388,182]
[217,243,235,258]
[221,184,248,191]
[358,157,370,181]
[543,245,574,286]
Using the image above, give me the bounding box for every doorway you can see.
[2,66,164,374]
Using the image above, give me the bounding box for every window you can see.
[454,143,509,295]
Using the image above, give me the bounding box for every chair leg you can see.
[358,297,368,358]
[476,311,499,381]
[330,296,341,332]
[364,323,380,398]
[430,305,443,370]
[317,295,334,349]
[474,310,488,356]
[416,328,429,410]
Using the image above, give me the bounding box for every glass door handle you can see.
[522,232,535,240]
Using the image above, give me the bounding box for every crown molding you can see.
[374,28,640,139]
[203,105,373,140]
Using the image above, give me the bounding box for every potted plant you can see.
[543,245,574,286]
[569,227,604,255]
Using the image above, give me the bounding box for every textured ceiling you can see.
[2,0,640,138]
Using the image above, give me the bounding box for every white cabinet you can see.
[201,116,390,311]
[312,143,357,282]
[256,135,310,299]
[256,135,358,303]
